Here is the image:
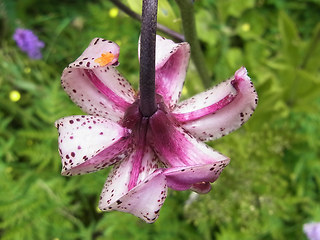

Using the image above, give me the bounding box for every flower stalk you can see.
[175,0,211,88]
[139,0,158,117]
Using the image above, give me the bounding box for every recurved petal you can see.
[55,115,131,176]
[61,38,136,122]
[173,67,258,141]
[139,35,190,109]
[190,182,212,194]
[76,38,121,68]
[163,160,229,191]
[99,147,167,223]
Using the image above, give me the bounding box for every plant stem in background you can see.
[175,0,211,88]
[110,0,184,42]
[139,0,158,117]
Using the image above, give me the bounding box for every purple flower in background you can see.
[304,222,320,240]
[13,28,45,59]
[55,36,258,222]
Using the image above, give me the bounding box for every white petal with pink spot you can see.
[56,115,131,175]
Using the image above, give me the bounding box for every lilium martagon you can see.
[55,35,258,223]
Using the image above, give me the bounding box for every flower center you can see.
[122,100,151,190]
[121,97,169,190]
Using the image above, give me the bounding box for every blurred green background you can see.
[0,0,320,239]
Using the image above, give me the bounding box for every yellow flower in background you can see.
[24,67,31,74]
[109,7,119,18]
[9,90,21,102]
[241,23,251,32]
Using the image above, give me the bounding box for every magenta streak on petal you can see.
[173,93,235,123]
[148,109,190,166]
[84,69,131,110]
[149,108,216,167]
[155,49,184,108]
[128,118,149,190]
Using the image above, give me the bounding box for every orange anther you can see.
[94,52,115,66]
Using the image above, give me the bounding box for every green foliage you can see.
[126,0,181,32]
[0,0,319,239]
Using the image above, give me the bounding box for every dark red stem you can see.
[139,0,158,117]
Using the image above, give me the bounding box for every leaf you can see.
[126,0,180,32]
[278,11,301,67]
[293,69,320,112]
[236,10,267,40]
[195,9,219,46]
[302,23,320,71]
[216,0,256,22]
[226,47,243,69]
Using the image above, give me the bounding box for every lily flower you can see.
[55,35,258,223]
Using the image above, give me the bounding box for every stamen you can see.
[94,52,115,66]
[84,69,131,110]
